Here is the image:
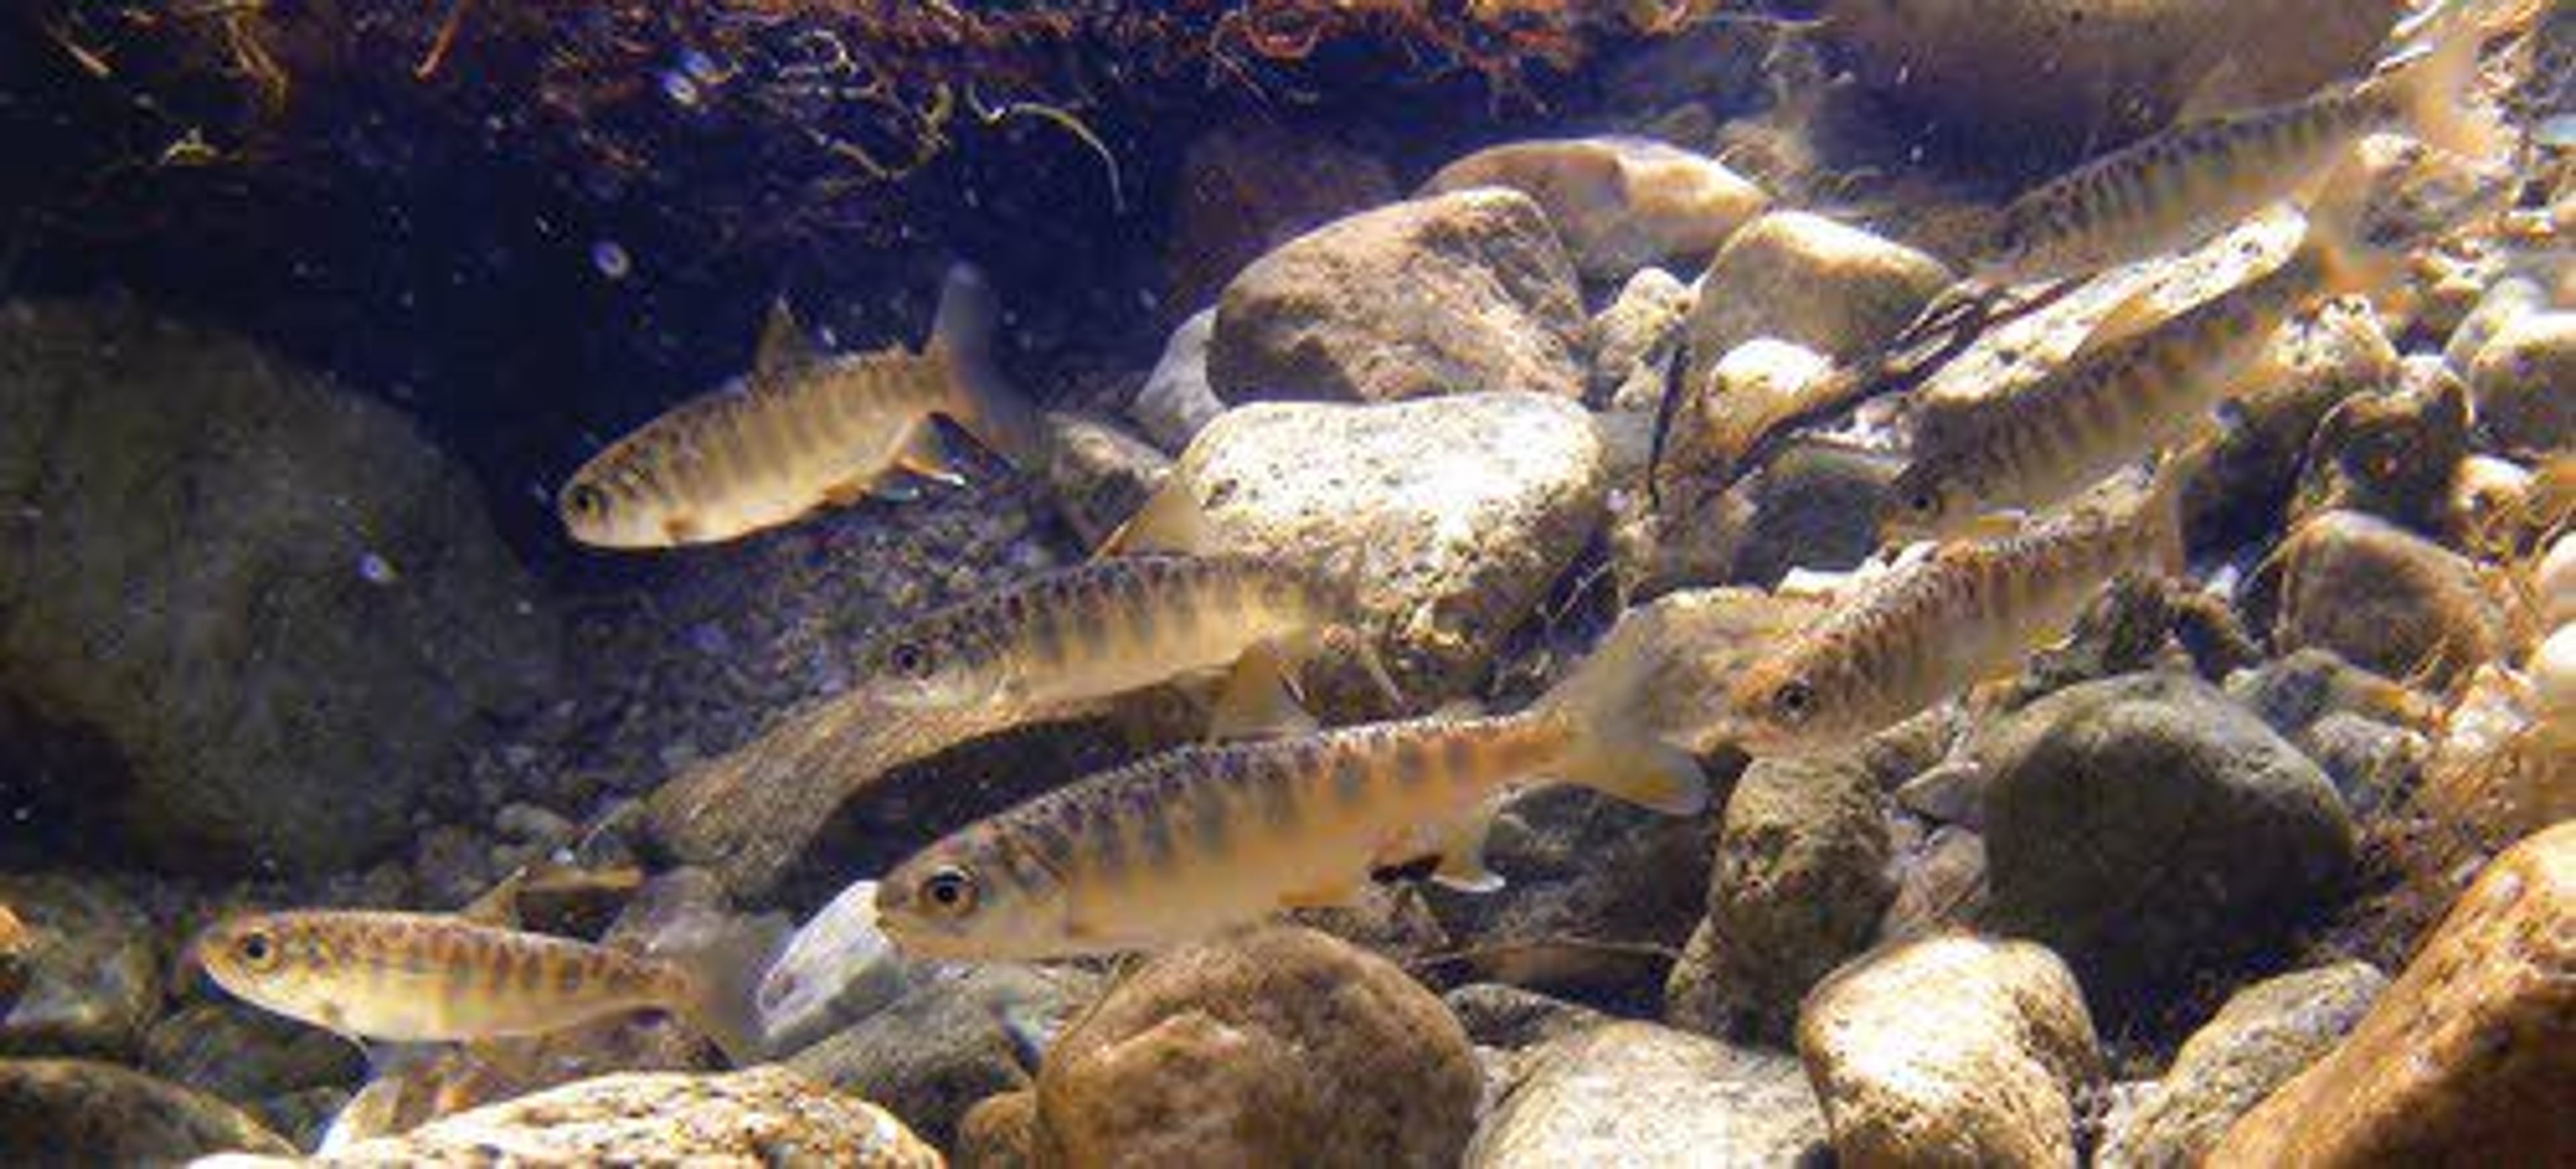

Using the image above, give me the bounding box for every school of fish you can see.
[189,0,2551,1117]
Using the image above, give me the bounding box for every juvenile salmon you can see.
[1731,455,2200,755]
[559,264,1036,549]
[1976,0,2514,286]
[875,634,1703,960]
[193,911,762,1058]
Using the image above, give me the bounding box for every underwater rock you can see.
[2194,294,2402,545]
[139,1001,364,1115]
[1166,122,1401,321]
[2294,364,2473,535]
[2223,648,2440,739]
[1665,756,1893,1045]
[1419,137,1768,282]
[0,301,559,874]
[1725,439,1901,589]
[1589,266,1693,410]
[1039,410,1171,550]
[1975,673,2356,1014]
[2098,960,2386,1169]
[1208,189,1587,406]
[2444,272,2549,376]
[297,1065,938,1166]
[756,879,916,1058]
[1661,337,1839,485]
[787,964,1092,1150]
[0,875,158,1058]
[2468,311,2576,457]
[1465,1021,1827,1168]
[2295,712,2428,821]
[1028,926,1478,1168]
[2211,822,2576,1166]
[2271,510,2513,690]
[1146,392,1605,707]
[1820,0,2400,157]
[1878,826,1989,942]
[1128,308,1225,451]
[1682,211,1949,378]
[1440,984,1610,1052]
[1421,783,1714,1001]
[0,1057,292,1162]
[1798,932,2102,1169]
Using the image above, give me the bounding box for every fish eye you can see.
[886,642,932,679]
[1771,679,1817,724]
[565,484,608,518]
[233,928,279,969]
[1905,489,1939,516]
[919,866,979,917]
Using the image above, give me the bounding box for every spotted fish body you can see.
[877,634,1703,961]
[193,911,696,1044]
[559,265,1032,549]
[1731,466,2194,756]
[1892,232,2352,539]
[1978,3,2505,286]
[855,554,1360,714]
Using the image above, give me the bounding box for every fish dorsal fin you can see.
[2070,284,2167,360]
[457,871,525,929]
[753,297,825,379]
[1094,481,1210,559]
[2175,54,2249,124]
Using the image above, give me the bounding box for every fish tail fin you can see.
[651,911,792,1066]
[930,263,1042,468]
[1094,478,1210,558]
[1537,615,1708,816]
[2376,0,2518,164]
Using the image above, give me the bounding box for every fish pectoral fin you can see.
[820,475,880,506]
[1206,643,1319,742]
[2174,53,2249,123]
[1957,512,2031,541]
[660,514,704,544]
[1428,801,1508,894]
[895,423,968,486]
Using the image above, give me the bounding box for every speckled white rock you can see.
[1467,1021,1828,1168]
[1130,308,1224,451]
[1589,266,1693,410]
[1422,137,1768,282]
[1797,934,2101,1168]
[2468,311,2576,457]
[1144,392,1606,707]
[1208,188,1587,404]
[2098,961,2387,1169]
[294,1066,939,1166]
[1681,211,1950,378]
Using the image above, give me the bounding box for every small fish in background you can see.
[751,879,913,1056]
[191,909,775,1063]
[853,550,1395,738]
[1887,210,2397,541]
[873,630,1705,961]
[1730,448,2207,757]
[1972,0,2530,287]
[557,263,1039,549]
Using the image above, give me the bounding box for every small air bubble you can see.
[592,240,632,281]
[660,70,701,109]
[680,49,723,84]
[357,551,398,586]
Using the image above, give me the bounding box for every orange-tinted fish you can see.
[1732,453,2202,755]
[855,553,1392,736]
[193,911,765,1060]
[1976,0,2516,286]
[875,634,1703,960]
[559,264,1036,549]
[1889,215,2386,539]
